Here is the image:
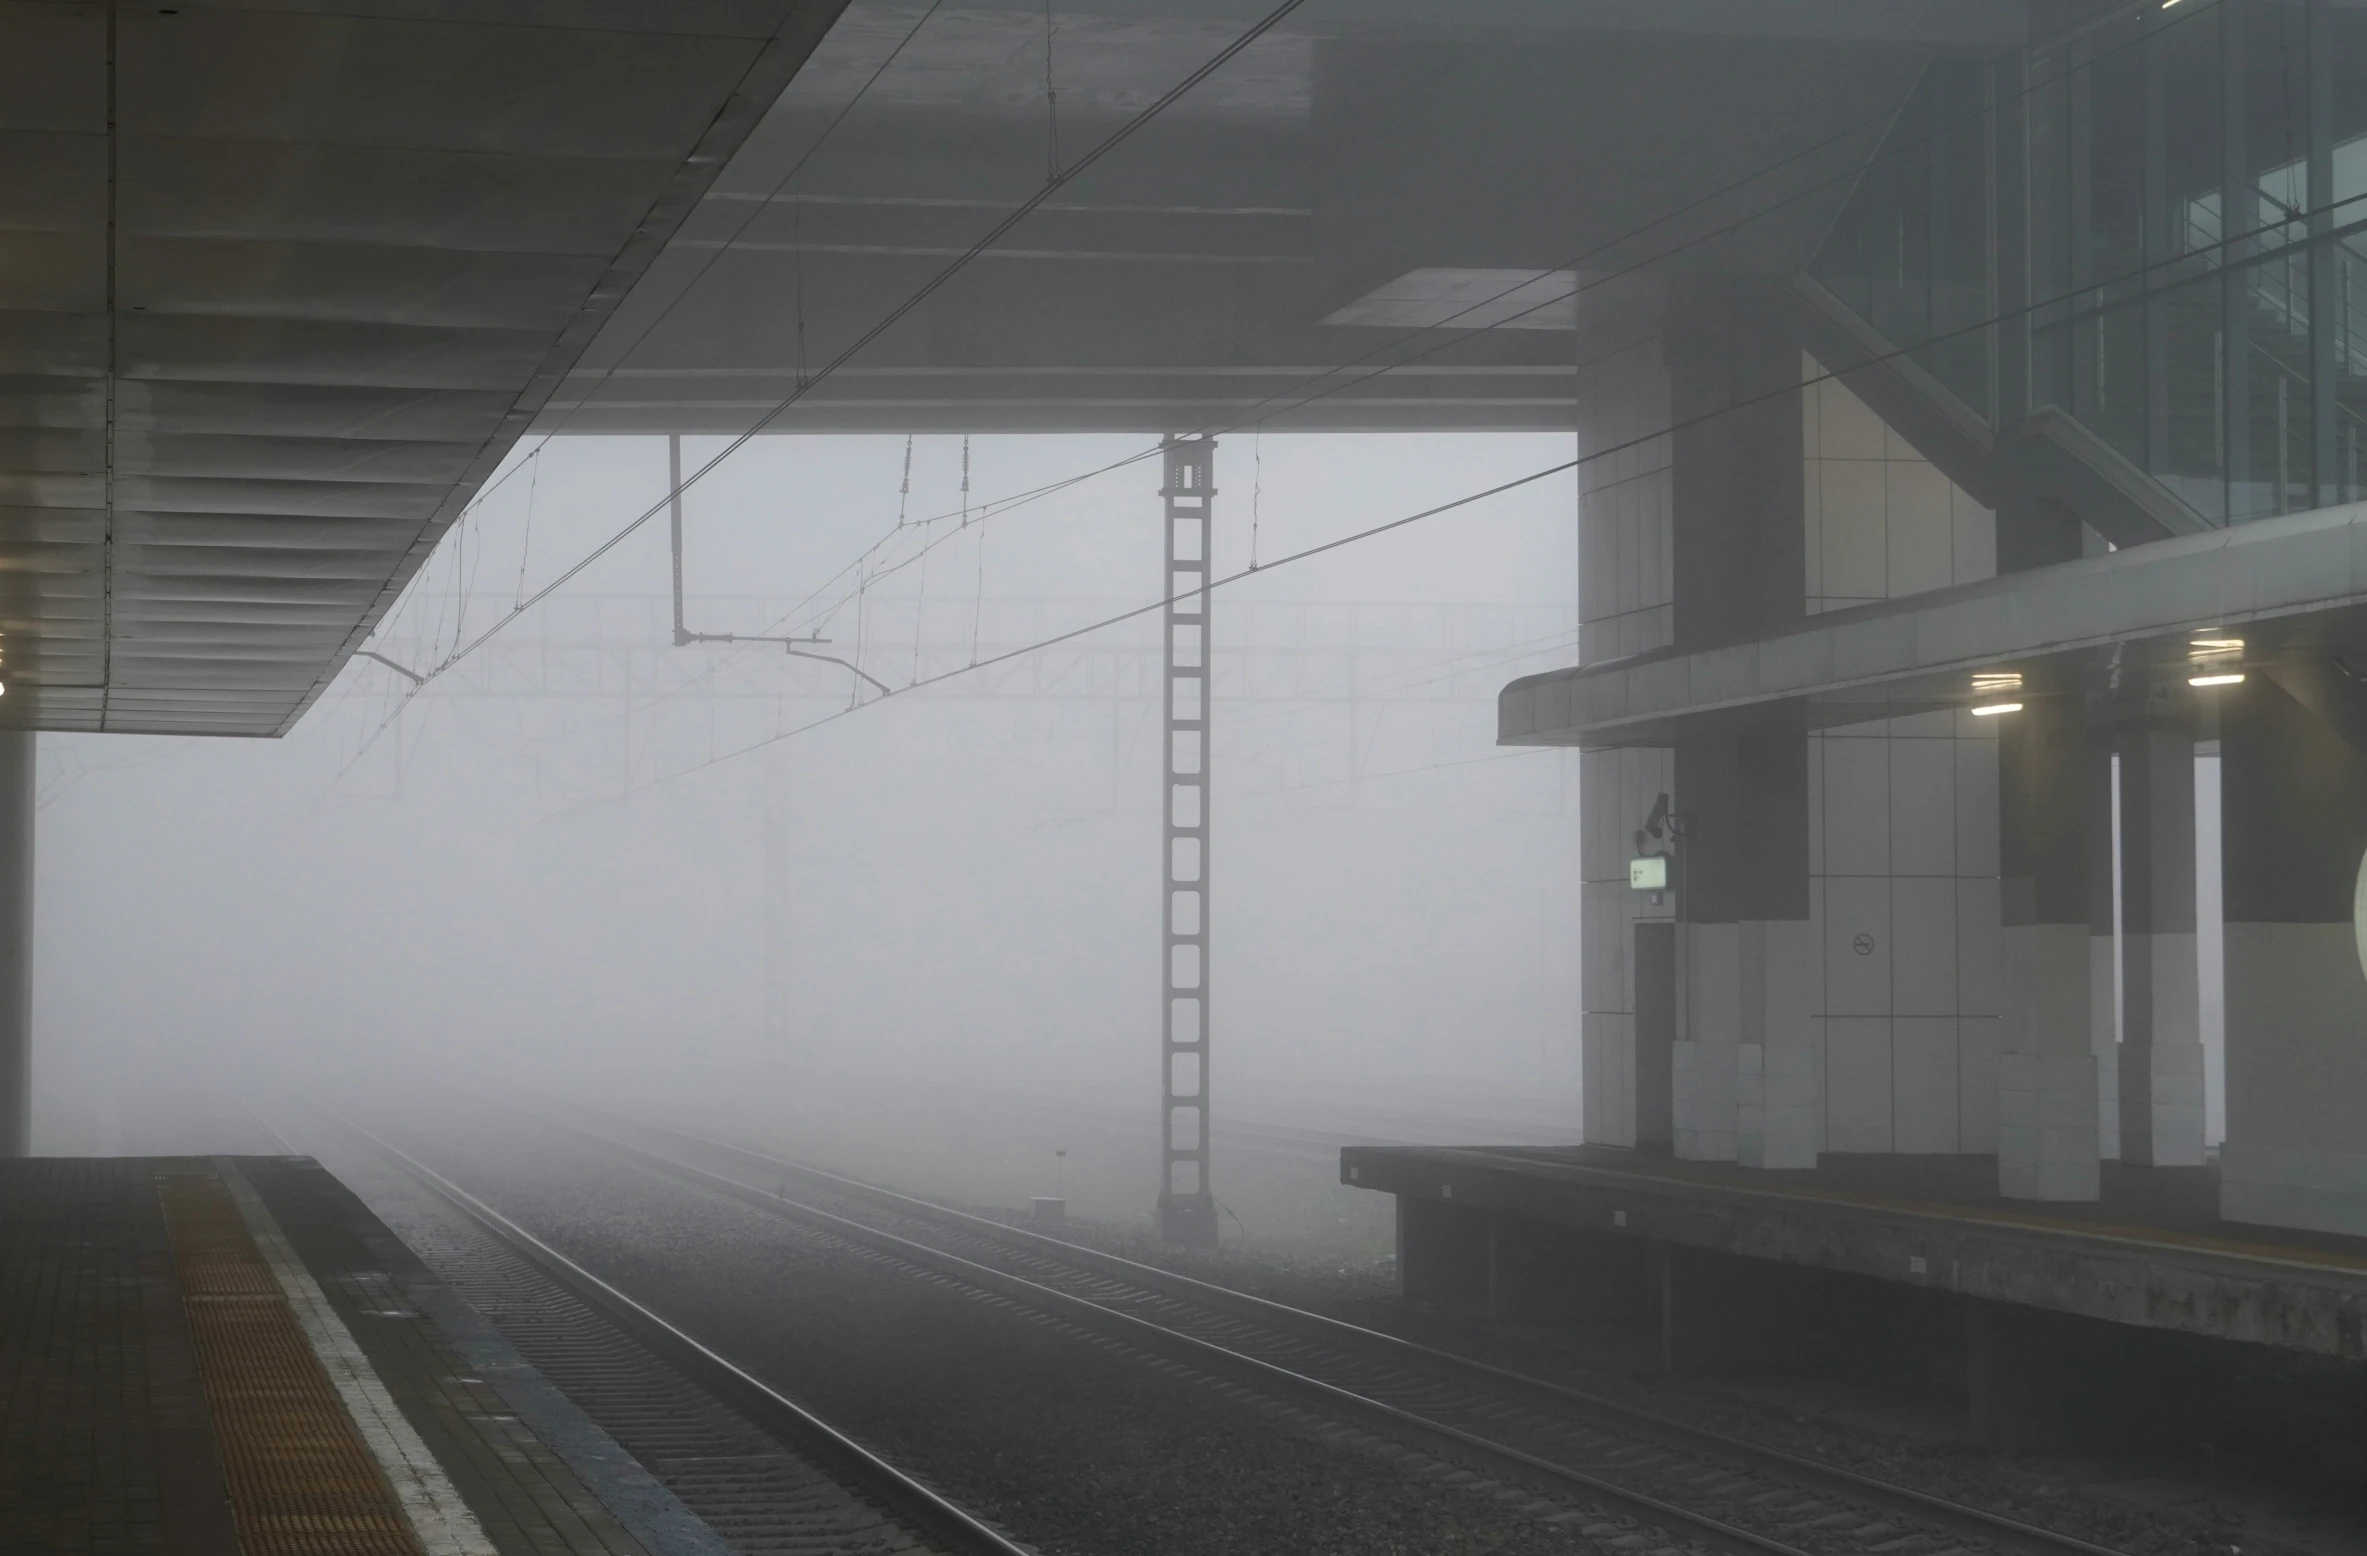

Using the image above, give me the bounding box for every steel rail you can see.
[327,1109,1038,1556]
[496,1107,1811,1556]
[551,1104,2136,1556]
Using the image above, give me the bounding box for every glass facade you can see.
[1810,59,1997,421]
[1810,0,2367,528]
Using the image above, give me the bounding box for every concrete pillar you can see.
[2218,677,2367,1234]
[0,733,30,1157]
[1673,734,1812,1166]
[1661,282,1812,1167]
[2085,728,2121,1159]
[1998,695,2099,1200]
[2115,718,2206,1167]
[1667,278,1807,649]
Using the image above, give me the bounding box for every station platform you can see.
[1342,1145,2367,1362]
[0,1155,699,1555]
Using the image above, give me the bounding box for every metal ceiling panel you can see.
[113,383,513,442]
[117,317,565,388]
[0,0,850,733]
[118,240,614,331]
[112,436,480,485]
[0,6,104,135]
[120,13,765,159]
[119,140,679,254]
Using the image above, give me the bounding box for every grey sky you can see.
[34,432,1580,1154]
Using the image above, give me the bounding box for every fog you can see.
[33,432,1581,1237]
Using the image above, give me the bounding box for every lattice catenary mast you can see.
[1158,435,1218,1247]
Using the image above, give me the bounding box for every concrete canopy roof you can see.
[543,0,2019,437]
[1499,505,2367,751]
[0,0,844,736]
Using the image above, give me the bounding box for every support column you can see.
[1998,694,2099,1200]
[1662,278,1809,1167]
[1674,734,1814,1167]
[2219,675,2367,1234]
[2117,717,2206,1166]
[1157,435,1218,1247]
[0,732,30,1156]
[2085,727,2121,1159]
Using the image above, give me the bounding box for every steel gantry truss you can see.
[1158,435,1218,1247]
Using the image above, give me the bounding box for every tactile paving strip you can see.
[157,1164,425,1556]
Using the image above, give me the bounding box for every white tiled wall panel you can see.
[1803,353,2002,1156]
[1574,348,2010,1156]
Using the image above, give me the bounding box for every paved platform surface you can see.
[0,1156,698,1556]
[1343,1144,2367,1358]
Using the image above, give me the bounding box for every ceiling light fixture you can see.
[1970,702,2023,716]
[2188,672,2246,687]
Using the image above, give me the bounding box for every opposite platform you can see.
[0,1155,718,1556]
[1342,1145,2367,1358]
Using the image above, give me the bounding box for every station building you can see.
[1346,0,2367,1424]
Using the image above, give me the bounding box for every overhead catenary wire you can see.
[351,0,2229,754]
[514,449,541,610]
[576,119,2297,806]
[1249,424,1263,570]
[351,0,954,647]
[350,37,1941,716]
[543,1,951,442]
[621,0,2226,686]
[442,0,1309,671]
[348,0,948,703]
[369,134,2278,799]
[966,437,984,666]
[597,453,1587,798]
[339,0,1314,760]
[909,460,933,684]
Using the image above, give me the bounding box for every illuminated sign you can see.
[1629,856,1669,892]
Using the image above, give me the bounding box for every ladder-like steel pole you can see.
[1158,435,1218,1247]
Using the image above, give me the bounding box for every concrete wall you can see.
[1576,336,1673,664]
[2219,678,2367,1234]
[1801,356,1995,616]
[1801,359,2002,1155]
[1576,347,2008,1158]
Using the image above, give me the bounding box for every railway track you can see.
[327,1114,1035,1556]
[525,1102,2143,1556]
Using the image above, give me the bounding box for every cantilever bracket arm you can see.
[785,647,895,697]
[355,649,426,686]
[667,432,894,700]
[677,627,894,697]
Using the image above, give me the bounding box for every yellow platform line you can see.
[158,1163,428,1556]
